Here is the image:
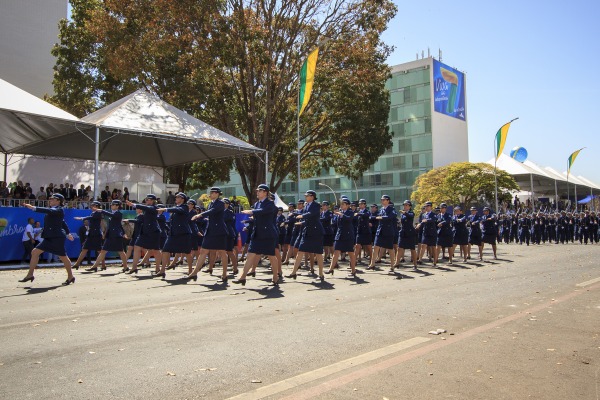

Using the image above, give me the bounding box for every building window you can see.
[412,154,420,168]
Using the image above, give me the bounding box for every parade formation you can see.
[17,185,600,287]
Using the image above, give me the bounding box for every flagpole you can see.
[494,139,498,214]
[297,90,301,201]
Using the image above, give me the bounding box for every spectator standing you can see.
[36,187,46,199]
[101,186,110,202]
[166,191,176,205]
[22,217,36,263]
[77,184,86,199]
[123,187,130,202]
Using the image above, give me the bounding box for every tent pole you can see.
[574,184,577,212]
[265,151,269,185]
[2,153,6,183]
[94,126,99,201]
[530,173,534,212]
[554,179,558,212]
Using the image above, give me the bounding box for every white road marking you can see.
[226,336,430,400]
[576,277,600,287]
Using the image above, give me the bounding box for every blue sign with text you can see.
[433,59,466,121]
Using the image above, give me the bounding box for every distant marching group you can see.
[17,186,599,287]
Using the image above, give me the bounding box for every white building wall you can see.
[0,0,67,97]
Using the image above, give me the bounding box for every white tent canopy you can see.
[0,80,265,197]
[488,153,599,210]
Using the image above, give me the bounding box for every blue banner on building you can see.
[433,59,466,121]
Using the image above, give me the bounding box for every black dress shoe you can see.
[286,273,297,280]
[85,266,98,272]
[62,277,76,286]
[269,280,279,286]
[325,270,334,275]
[232,278,246,286]
[126,269,138,275]
[319,275,325,282]
[248,272,256,277]
[121,267,130,273]
[165,264,177,270]
[185,275,197,282]
[72,264,80,271]
[100,266,107,271]
[219,275,228,283]
[154,272,166,279]
[18,276,34,283]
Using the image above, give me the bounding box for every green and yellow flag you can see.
[567,147,585,178]
[298,47,319,117]
[495,118,518,160]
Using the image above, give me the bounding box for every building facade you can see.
[0,0,68,97]
[219,57,469,204]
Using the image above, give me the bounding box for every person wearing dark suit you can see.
[287,190,326,282]
[77,220,92,265]
[233,184,280,286]
[86,200,129,271]
[468,207,484,260]
[77,184,87,200]
[155,193,191,279]
[417,201,438,266]
[326,198,357,277]
[481,207,498,259]
[451,206,469,263]
[72,201,104,270]
[436,203,454,264]
[394,200,418,271]
[368,195,397,270]
[125,194,162,274]
[19,193,76,285]
[187,187,229,281]
[354,199,372,266]
[320,201,334,261]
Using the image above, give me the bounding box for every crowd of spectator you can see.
[0,180,135,209]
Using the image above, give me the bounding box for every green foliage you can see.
[411,162,520,208]
[49,0,397,197]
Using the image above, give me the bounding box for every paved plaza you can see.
[0,243,598,399]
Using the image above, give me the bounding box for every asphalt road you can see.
[0,243,598,400]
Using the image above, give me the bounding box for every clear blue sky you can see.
[382,0,599,183]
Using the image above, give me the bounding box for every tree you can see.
[411,162,520,209]
[49,0,396,199]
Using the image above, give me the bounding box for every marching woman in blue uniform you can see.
[417,202,438,266]
[467,207,484,260]
[481,207,498,260]
[393,200,418,272]
[223,198,239,277]
[320,201,334,261]
[125,194,162,274]
[186,199,201,274]
[451,206,469,263]
[368,195,397,270]
[20,193,76,285]
[84,200,129,272]
[326,198,357,277]
[290,199,305,260]
[71,201,103,270]
[233,184,280,286]
[124,208,143,271]
[138,203,168,269]
[188,187,229,282]
[154,193,192,279]
[281,202,296,265]
[354,199,372,265]
[287,190,326,282]
[436,203,454,264]
[277,207,286,251]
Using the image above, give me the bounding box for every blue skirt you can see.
[421,234,437,247]
[323,234,335,247]
[334,238,355,252]
[135,231,161,250]
[202,234,227,250]
[249,237,276,256]
[374,234,394,250]
[453,231,469,245]
[37,237,66,257]
[437,234,453,248]
[355,232,372,245]
[83,234,103,251]
[163,234,191,254]
[190,234,199,251]
[197,234,204,248]
[160,235,167,249]
[482,234,496,245]
[226,235,235,252]
[102,234,124,252]
[299,235,324,254]
[469,230,482,245]
[398,233,416,249]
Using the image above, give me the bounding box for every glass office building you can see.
[218,57,469,203]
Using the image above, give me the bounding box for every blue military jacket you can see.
[133,204,161,233]
[201,198,228,236]
[100,209,124,238]
[437,212,453,237]
[334,209,355,241]
[165,204,191,235]
[82,210,103,237]
[320,210,334,235]
[399,210,416,237]
[376,205,397,237]
[300,201,325,237]
[36,206,70,239]
[250,198,278,240]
